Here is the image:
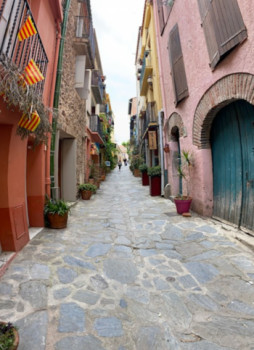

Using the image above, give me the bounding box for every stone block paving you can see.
[1,166,254,349]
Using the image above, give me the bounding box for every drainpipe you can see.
[45,20,61,197]
[158,109,165,196]
[50,0,71,198]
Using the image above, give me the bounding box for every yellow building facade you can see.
[137,0,163,167]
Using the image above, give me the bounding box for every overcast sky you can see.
[91,0,145,144]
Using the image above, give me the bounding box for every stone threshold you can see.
[0,227,44,278]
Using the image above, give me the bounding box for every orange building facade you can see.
[0,0,63,251]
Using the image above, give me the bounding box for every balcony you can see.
[74,16,95,69]
[91,70,104,104]
[141,102,157,138]
[140,50,152,96]
[88,114,104,144]
[0,0,48,94]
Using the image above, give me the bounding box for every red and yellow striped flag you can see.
[23,59,44,86]
[18,16,37,41]
[18,111,41,132]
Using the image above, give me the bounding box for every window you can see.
[157,0,174,35]
[197,0,247,69]
[168,24,189,105]
[0,0,22,58]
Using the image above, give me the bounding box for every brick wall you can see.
[193,73,254,149]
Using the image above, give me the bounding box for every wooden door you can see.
[211,100,254,232]
[236,101,254,232]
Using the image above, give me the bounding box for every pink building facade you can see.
[153,0,254,232]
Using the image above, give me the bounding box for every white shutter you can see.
[75,55,86,88]
[76,69,91,100]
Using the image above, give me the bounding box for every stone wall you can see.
[58,0,86,187]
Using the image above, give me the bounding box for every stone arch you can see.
[165,112,185,142]
[193,73,254,148]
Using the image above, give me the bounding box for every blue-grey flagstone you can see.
[94,317,123,337]
[63,256,96,270]
[16,311,48,350]
[58,303,85,332]
[86,243,111,257]
[72,290,100,305]
[57,267,78,284]
[55,335,105,350]
[103,258,138,284]
[184,262,219,284]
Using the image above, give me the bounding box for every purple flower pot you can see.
[174,198,192,214]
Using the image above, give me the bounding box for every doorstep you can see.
[0,226,44,278]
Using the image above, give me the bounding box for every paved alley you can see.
[1,166,254,350]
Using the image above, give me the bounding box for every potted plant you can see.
[79,183,97,200]
[100,164,107,181]
[44,198,70,229]
[174,150,193,214]
[139,163,149,186]
[88,160,95,184]
[0,322,19,350]
[147,165,161,196]
[131,154,142,177]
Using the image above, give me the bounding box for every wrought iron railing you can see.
[141,103,156,137]
[140,50,151,89]
[90,114,103,139]
[75,15,95,61]
[91,70,104,103]
[0,0,48,94]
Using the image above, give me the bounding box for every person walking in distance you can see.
[118,160,122,171]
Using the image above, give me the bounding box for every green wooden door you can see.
[211,100,254,232]
[236,101,254,231]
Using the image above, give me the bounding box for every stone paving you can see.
[1,166,254,349]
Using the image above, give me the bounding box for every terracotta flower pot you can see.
[0,323,19,350]
[174,198,192,214]
[133,169,141,177]
[12,328,19,350]
[81,190,92,200]
[47,212,68,229]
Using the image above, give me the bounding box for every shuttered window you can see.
[197,0,247,69]
[168,24,189,105]
[157,0,165,34]
[157,0,174,35]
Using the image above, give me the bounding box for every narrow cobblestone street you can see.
[1,166,254,349]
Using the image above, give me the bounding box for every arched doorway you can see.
[211,100,254,231]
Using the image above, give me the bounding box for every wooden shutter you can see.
[164,0,174,21]
[157,0,165,34]
[168,24,188,105]
[198,0,247,69]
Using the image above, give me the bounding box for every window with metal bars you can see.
[197,0,247,69]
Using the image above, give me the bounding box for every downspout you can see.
[50,0,71,198]
[158,109,165,196]
[45,20,61,197]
